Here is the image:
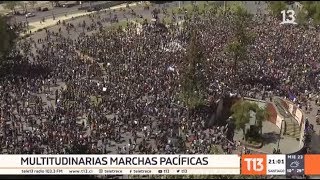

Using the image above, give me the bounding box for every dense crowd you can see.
[0,4,318,155]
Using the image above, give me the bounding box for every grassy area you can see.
[168,2,195,15]
[108,20,129,29]
[105,17,146,31]
[103,1,247,30]
[166,1,247,17]
[162,16,173,24]
[90,95,102,106]
[226,1,245,12]
[26,25,35,31]
[210,145,223,154]
[168,1,218,15]
[131,17,145,24]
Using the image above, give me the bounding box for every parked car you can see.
[25,12,36,18]
[62,3,77,8]
[14,11,26,15]
[42,7,49,11]
[54,2,63,7]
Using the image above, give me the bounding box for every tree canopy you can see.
[3,1,21,13]
[304,2,320,24]
[231,100,251,139]
[28,1,37,10]
[226,4,254,74]
[0,15,18,63]
[180,30,207,109]
[231,100,268,140]
[302,1,318,17]
[270,1,320,25]
[268,1,287,20]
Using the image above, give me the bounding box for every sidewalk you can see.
[0,1,52,15]
[21,2,140,36]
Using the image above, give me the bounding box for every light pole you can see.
[171,102,188,137]
[24,2,27,14]
[25,16,28,29]
[277,120,284,152]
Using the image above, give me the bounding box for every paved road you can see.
[14,1,199,25]
[25,4,151,40]
[0,1,52,14]
[24,1,271,38]
[14,1,272,26]
[304,100,320,154]
[10,1,112,24]
[9,1,272,25]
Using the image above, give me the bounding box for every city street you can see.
[12,1,110,24]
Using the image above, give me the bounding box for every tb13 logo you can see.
[241,155,267,175]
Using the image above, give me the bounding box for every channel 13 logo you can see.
[241,155,267,175]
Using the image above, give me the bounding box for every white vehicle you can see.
[25,12,36,18]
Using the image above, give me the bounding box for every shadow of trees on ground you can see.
[0,55,52,82]
[261,131,280,145]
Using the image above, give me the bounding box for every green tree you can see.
[226,40,245,74]
[180,30,206,109]
[210,145,221,154]
[0,16,17,62]
[302,1,318,18]
[231,100,251,140]
[296,8,309,25]
[67,141,89,154]
[268,1,287,19]
[3,1,19,14]
[297,2,320,25]
[254,106,269,135]
[51,1,60,8]
[28,1,37,10]
[228,1,246,14]
[233,5,253,40]
[207,2,219,17]
[232,101,269,141]
[18,2,27,13]
[312,3,320,24]
[87,114,92,129]
[297,1,320,24]
[226,4,254,74]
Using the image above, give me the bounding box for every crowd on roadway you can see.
[0,3,319,155]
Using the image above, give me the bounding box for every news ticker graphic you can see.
[241,154,320,175]
[0,155,240,175]
[0,154,319,175]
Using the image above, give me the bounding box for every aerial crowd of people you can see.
[0,2,318,155]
